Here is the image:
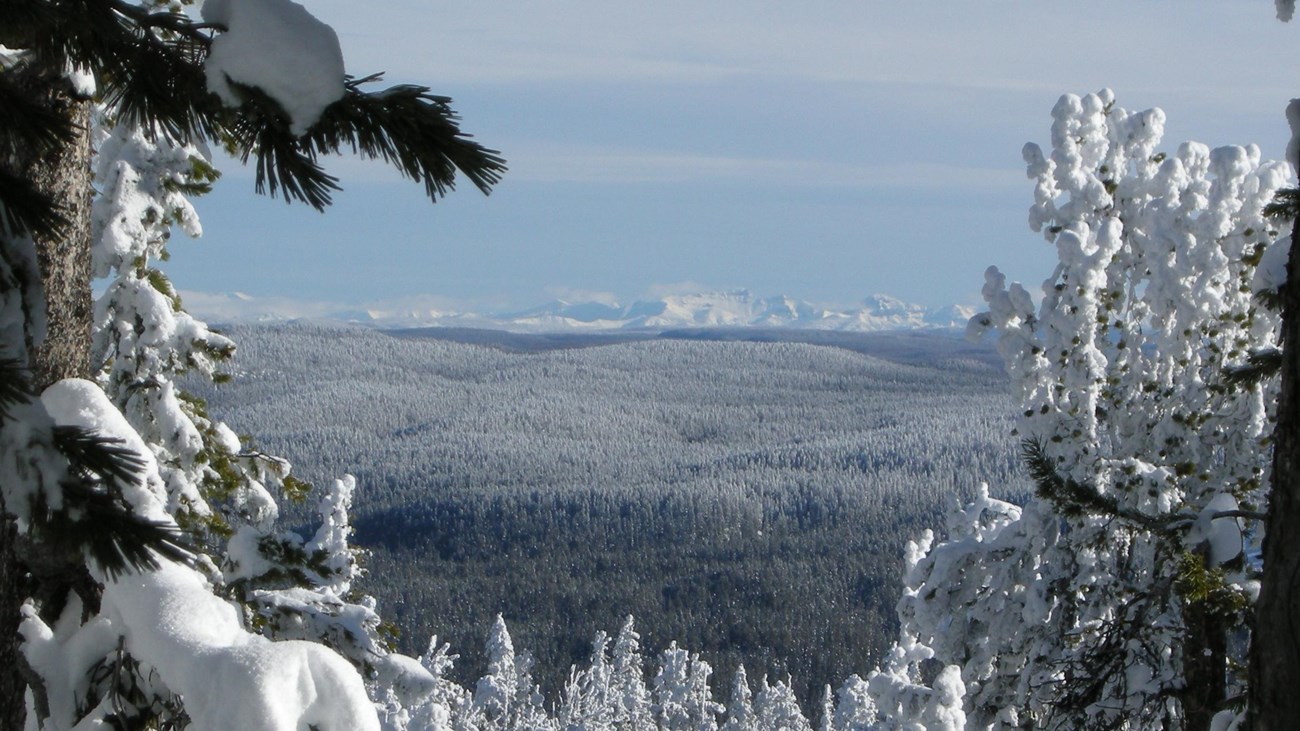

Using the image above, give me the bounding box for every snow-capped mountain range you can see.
[186,289,977,332]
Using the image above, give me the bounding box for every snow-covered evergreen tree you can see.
[720,666,756,731]
[610,616,657,731]
[652,642,722,731]
[474,615,552,731]
[559,630,618,731]
[752,676,811,731]
[831,676,876,731]
[878,89,1287,729]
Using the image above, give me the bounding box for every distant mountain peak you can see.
[187,288,975,333]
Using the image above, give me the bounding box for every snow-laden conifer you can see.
[883,89,1287,728]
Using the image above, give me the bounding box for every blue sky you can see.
[165,1,1300,315]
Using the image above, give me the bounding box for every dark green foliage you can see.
[0,0,505,236]
[1263,187,1300,221]
[1225,348,1283,389]
[0,357,30,413]
[1021,437,1165,532]
[0,358,193,579]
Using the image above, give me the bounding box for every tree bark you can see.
[1182,595,1225,731]
[16,75,94,388]
[1249,208,1300,729]
[0,68,94,731]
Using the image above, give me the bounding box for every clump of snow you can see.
[41,378,170,523]
[102,561,379,731]
[19,597,119,730]
[1187,492,1245,566]
[1253,235,1290,294]
[202,0,345,135]
[64,61,95,98]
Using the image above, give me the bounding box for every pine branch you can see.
[48,425,196,578]
[307,77,508,201]
[1264,188,1300,220]
[221,82,341,208]
[0,357,32,420]
[1225,348,1283,389]
[0,70,78,156]
[53,425,147,493]
[6,0,505,213]
[52,479,194,579]
[1020,439,1167,533]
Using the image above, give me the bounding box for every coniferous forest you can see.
[189,323,1028,706]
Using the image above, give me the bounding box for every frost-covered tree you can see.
[831,676,876,731]
[558,630,616,731]
[719,666,755,731]
[611,616,657,731]
[652,642,722,731]
[880,89,1287,729]
[752,676,810,731]
[474,615,551,731]
[0,0,503,727]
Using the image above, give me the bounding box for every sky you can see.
[163,0,1300,316]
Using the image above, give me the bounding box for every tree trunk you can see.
[1181,595,1225,731]
[1249,208,1300,729]
[0,69,94,731]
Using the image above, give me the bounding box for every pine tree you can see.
[1,0,503,727]
[1250,97,1300,731]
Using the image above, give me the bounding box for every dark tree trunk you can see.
[1249,208,1300,729]
[1182,594,1226,731]
[0,68,94,731]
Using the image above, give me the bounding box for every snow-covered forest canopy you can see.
[187,323,1023,708]
[4,1,1300,730]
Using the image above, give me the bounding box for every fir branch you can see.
[1224,348,1283,389]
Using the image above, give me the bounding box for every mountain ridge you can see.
[192,289,977,332]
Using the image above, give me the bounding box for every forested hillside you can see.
[190,323,1026,705]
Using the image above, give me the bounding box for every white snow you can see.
[41,378,170,523]
[202,0,345,135]
[101,561,379,731]
[1255,235,1291,294]
[1187,492,1245,566]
